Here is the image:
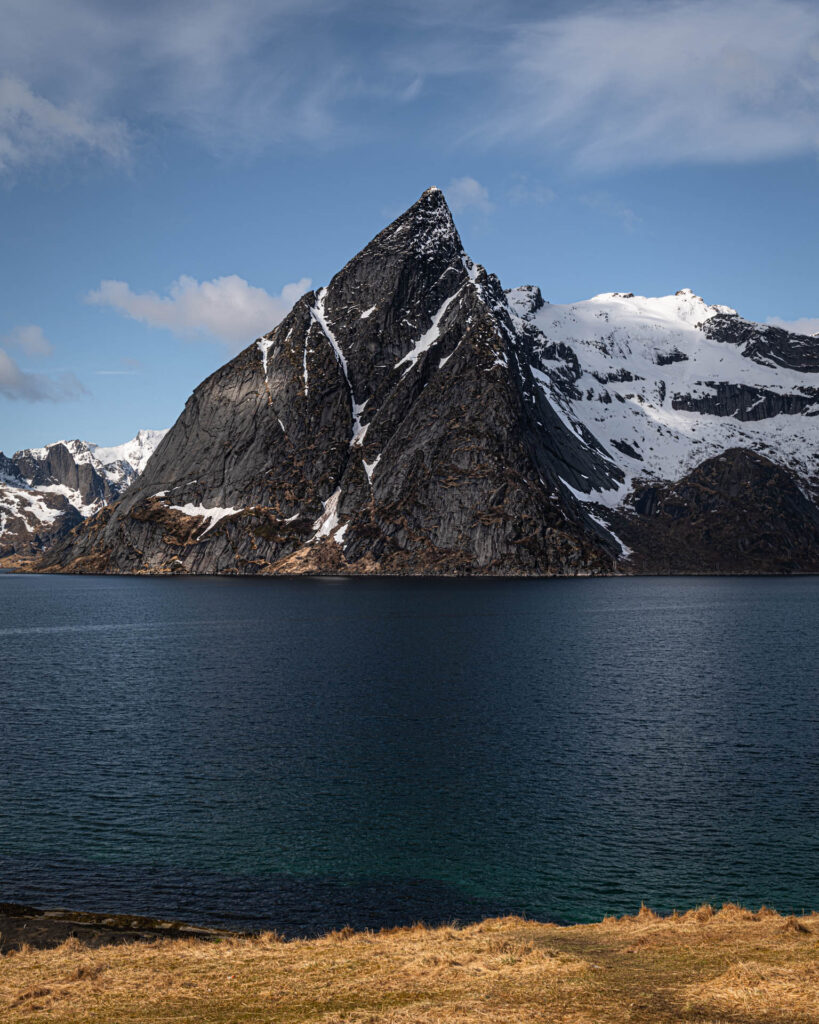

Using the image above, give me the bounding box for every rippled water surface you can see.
[1,574,817,934]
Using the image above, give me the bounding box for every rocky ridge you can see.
[0,430,166,564]
[35,189,819,575]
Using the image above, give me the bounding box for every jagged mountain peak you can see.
[352,186,464,265]
[14,438,89,462]
[41,187,619,576]
[34,194,819,577]
[92,428,169,478]
[578,289,737,325]
[506,285,739,333]
[250,188,488,441]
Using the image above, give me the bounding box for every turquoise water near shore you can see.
[1,574,817,935]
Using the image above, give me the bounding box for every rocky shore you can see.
[0,902,234,954]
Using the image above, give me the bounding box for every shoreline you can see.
[2,897,815,953]
[7,563,819,578]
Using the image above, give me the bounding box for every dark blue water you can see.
[1,574,817,934]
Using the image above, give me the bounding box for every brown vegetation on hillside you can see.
[2,904,818,1023]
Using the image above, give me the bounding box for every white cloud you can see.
[767,316,819,336]
[477,0,819,169]
[0,76,128,172]
[2,324,53,358]
[0,348,86,402]
[445,176,493,214]
[86,274,312,347]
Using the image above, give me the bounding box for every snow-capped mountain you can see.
[0,429,167,564]
[38,189,819,576]
[91,429,170,483]
[508,286,819,509]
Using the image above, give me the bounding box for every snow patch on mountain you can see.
[0,488,63,530]
[167,502,242,535]
[311,487,342,541]
[396,288,462,374]
[93,429,168,481]
[311,288,367,442]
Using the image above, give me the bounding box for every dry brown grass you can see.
[2,905,818,1023]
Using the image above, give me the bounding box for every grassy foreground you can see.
[2,904,818,1023]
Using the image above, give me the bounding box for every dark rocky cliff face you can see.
[14,443,116,507]
[611,450,819,574]
[703,314,819,373]
[0,443,105,563]
[0,491,81,563]
[671,383,819,421]
[39,189,616,576]
[36,189,819,576]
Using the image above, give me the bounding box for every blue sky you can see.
[1,0,818,452]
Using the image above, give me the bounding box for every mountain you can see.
[37,189,819,576]
[0,430,167,565]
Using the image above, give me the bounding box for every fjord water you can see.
[1,574,817,934]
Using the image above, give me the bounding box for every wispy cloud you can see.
[0,324,86,401]
[94,356,143,376]
[2,0,818,173]
[767,316,819,336]
[0,347,87,402]
[580,193,641,232]
[86,274,312,347]
[445,176,492,214]
[480,0,819,169]
[506,177,556,206]
[0,76,128,173]
[0,0,345,171]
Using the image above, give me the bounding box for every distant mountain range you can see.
[26,188,819,575]
[0,431,166,564]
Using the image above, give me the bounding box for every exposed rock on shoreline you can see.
[0,902,233,954]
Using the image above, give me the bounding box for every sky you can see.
[1,0,818,453]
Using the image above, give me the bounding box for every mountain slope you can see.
[610,449,819,574]
[37,189,819,576]
[0,430,167,564]
[509,287,819,507]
